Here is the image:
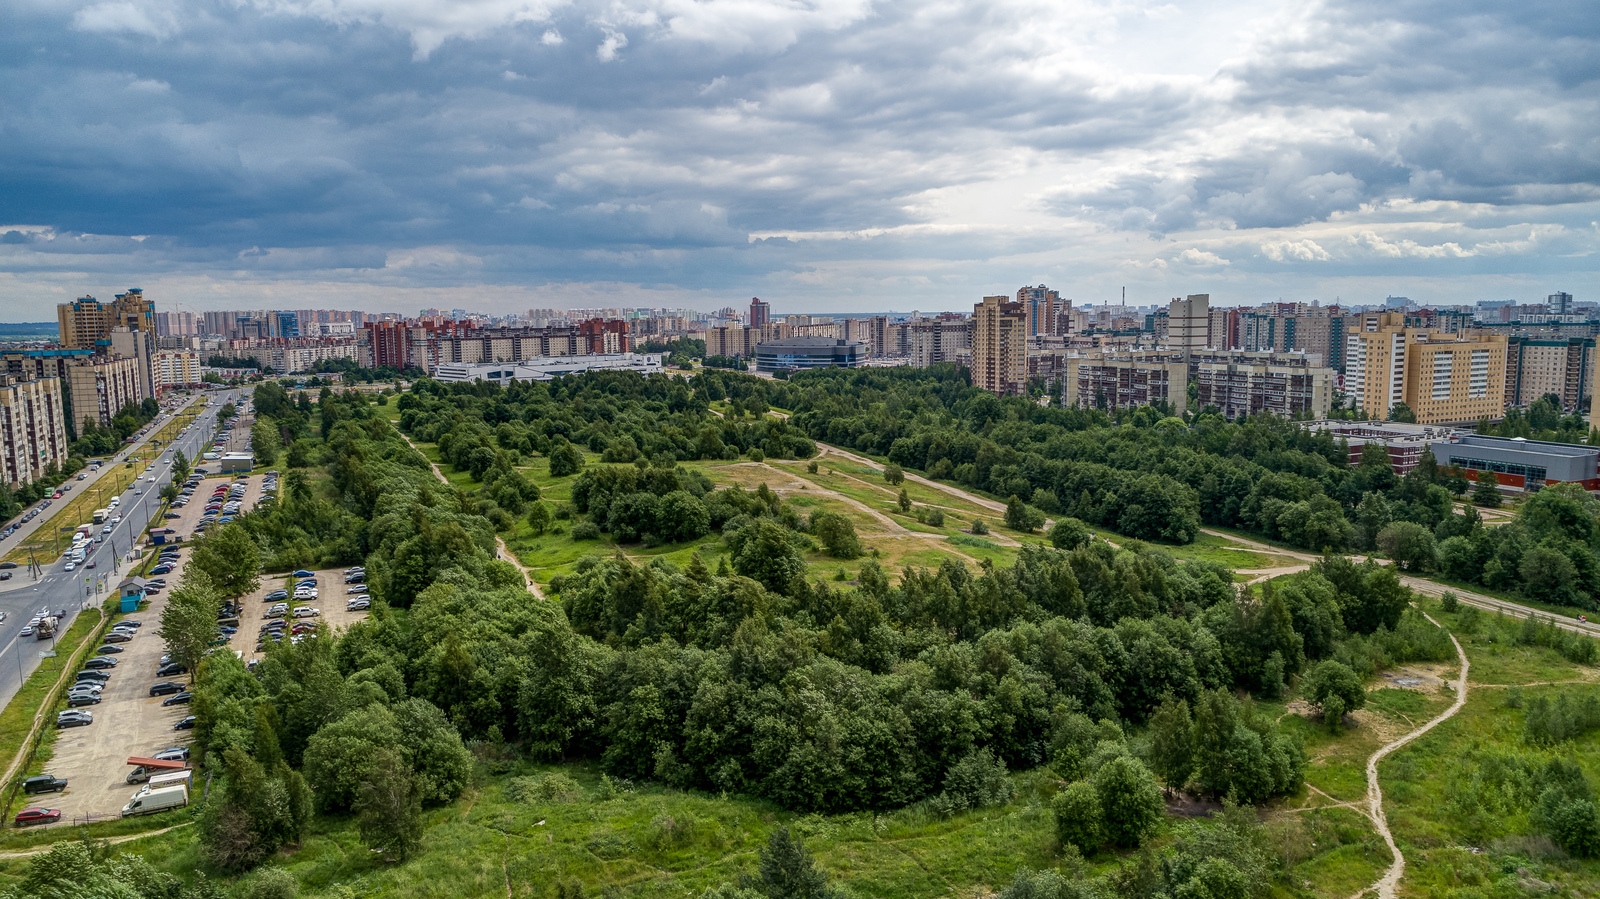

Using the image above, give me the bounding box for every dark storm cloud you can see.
[0,0,1595,309]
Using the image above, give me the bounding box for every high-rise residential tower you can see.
[972,295,1027,395]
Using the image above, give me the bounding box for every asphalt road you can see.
[0,388,246,713]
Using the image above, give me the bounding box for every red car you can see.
[15,807,61,826]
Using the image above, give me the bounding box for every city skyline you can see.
[1,0,1596,318]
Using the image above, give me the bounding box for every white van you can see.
[122,784,188,817]
[133,770,193,795]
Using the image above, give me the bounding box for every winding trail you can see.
[396,432,546,600]
[0,822,192,858]
[1352,612,1469,899]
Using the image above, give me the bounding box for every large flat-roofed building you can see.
[1196,357,1335,419]
[754,338,863,373]
[432,353,664,384]
[1167,294,1209,361]
[67,355,142,428]
[1430,434,1600,492]
[1299,419,1600,490]
[56,289,155,350]
[1058,356,1188,416]
[1345,325,1506,424]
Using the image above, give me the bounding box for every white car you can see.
[63,561,75,571]
[292,607,319,618]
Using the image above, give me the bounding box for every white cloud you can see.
[1261,238,1331,262]
[72,1,179,37]
[595,25,628,61]
[540,27,563,44]
[1176,248,1229,267]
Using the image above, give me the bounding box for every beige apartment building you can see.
[1346,326,1506,424]
[68,355,143,429]
[154,350,203,388]
[972,295,1027,395]
[56,289,155,350]
[0,373,68,486]
[1504,336,1594,411]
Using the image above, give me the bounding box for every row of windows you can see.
[1448,457,1547,482]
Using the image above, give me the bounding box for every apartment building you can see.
[153,351,202,389]
[1057,356,1188,415]
[1167,294,1209,360]
[56,289,155,350]
[1345,325,1506,424]
[971,295,1027,395]
[67,355,142,430]
[1504,336,1595,411]
[909,318,972,367]
[1196,357,1335,419]
[748,297,771,327]
[1017,285,1062,337]
[0,374,68,486]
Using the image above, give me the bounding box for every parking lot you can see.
[38,472,275,822]
[48,552,201,820]
[230,566,370,665]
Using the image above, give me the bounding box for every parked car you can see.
[347,584,369,594]
[22,774,68,795]
[151,746,191,762]
[96,644,125,654]
[66,692,102,707]
[14,807,61,826]
[173,716,196,731]
[293,607,320,618]
[347,599,371,611]
[264,590,289,601]
[292,569,315,578]
[84,656,118,670]
[56,710,93,728]
[162,692,193,706]
[156,662,187,678]
[149,681,185,696]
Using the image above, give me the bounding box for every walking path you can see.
[396,433,546,600]
[0,822,190,859]
[1353,613,1469,899]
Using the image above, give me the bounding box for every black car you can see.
[156,662,188,677]
[117,619,143,629]
[84,656,118,670]
[75,670,111,682]
[162,692,193,706]
[149,681,186,696]
[95,644,125,654]
[173,716,196,730]
[22,774,67,795]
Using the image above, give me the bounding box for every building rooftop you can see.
[755,337,863,349]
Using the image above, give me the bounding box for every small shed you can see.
[219,452,253,473]
[117,576,148,613]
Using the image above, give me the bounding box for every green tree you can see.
[286,440,310,468]
[810,511,862,559]
[526,500,552,535]
[355,749,424,862]
[1092,755,1164,848]
[1005,495,1044,532]
[190,523,261,598]
[218,402,236,426]
[657,490,711,543]
[1300,660,1366,725]
[1387,401,1417,423]
[159,567,220,680]
[171,448,190,482]
[897,488,911,513]
[548,438,585,477]
[883,463,904,486]
[1471,469,1501,507]
[1376,521,1436,570]
[732,519,807,593]
[1051,781,1103,853]
[745,828,837,899]
[303,704,403,812]
[1147,696,1194,788]
[1049,517,1091,550]
[252,415,281,467]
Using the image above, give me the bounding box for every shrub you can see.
[1052,781,1103,853]
[1440,591,1459,613]
[937,747,1014,812]
[571,520,601,541]
[506,772,585,804]
[241,868,297,899]
[970,518,988,536]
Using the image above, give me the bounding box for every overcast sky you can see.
[1,0,1595,316]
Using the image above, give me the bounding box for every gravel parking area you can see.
[46,557,198,822]
[231,566,369,664]
[164,472,271,543]
[39,473,276,823]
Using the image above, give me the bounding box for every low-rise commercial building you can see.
[1431,434,1600,491]
[432,353,665,385]
[753,338,864,373]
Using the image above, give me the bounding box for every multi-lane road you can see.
[0,389,244,713]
